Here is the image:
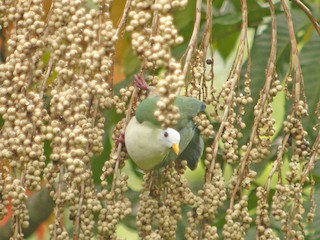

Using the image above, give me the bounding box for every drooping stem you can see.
[40,57,53,99]
[178,0,202,94]
[115,0,132,38]
[291,0,320,35]
[230,0,278,207]
[200,0,212,63]
[206,0,248,185]
[299,131,320,184]
[111,78,139,194]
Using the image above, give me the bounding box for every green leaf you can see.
[240,10,311,146]
[173,1,196,32]
[213,0,277,49]
[172,1,198,58]
[299,31,320,142]
[216,31,240,60]
[122,37,140,76]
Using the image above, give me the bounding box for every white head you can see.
[158,128,180,155]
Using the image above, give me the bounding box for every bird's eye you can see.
[164,131,168,138]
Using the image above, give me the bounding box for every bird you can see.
[124,76,206,171]
[125,115,181,171]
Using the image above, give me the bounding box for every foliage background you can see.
[0,0,319,239]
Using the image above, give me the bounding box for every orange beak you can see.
[172,143,180,155]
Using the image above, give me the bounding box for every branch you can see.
[230,0,278,206]
[282,0,304,103]
[291,0,320,35]
[40,57,53,99]
[114,0,132,38]
[299,129,320,185]
[178,0,202,94]
[43,0,55,36]
[151,0,160,36]
[73,182,84,240]
[111,77,139,193]
[200,0,212,63]
[206,0,248,185]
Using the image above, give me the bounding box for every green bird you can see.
[125,95,205,171]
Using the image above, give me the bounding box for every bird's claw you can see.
[134,74,149,91]
[115,133,125,145]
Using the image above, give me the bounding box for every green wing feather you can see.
[135,96,160,126]
[135,96,205,130]
[178,128,204,170]
[173,96,206,129]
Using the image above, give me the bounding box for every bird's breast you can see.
[125,117,169,171]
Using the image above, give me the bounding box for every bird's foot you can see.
[114,133,125,145]
[134,74,149,91]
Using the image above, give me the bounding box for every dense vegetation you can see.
[0,0,319,239]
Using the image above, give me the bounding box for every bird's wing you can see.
[135,96,160,125]
[173,96,206,129]
[136,96,206,130]
[177,128,204,170]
